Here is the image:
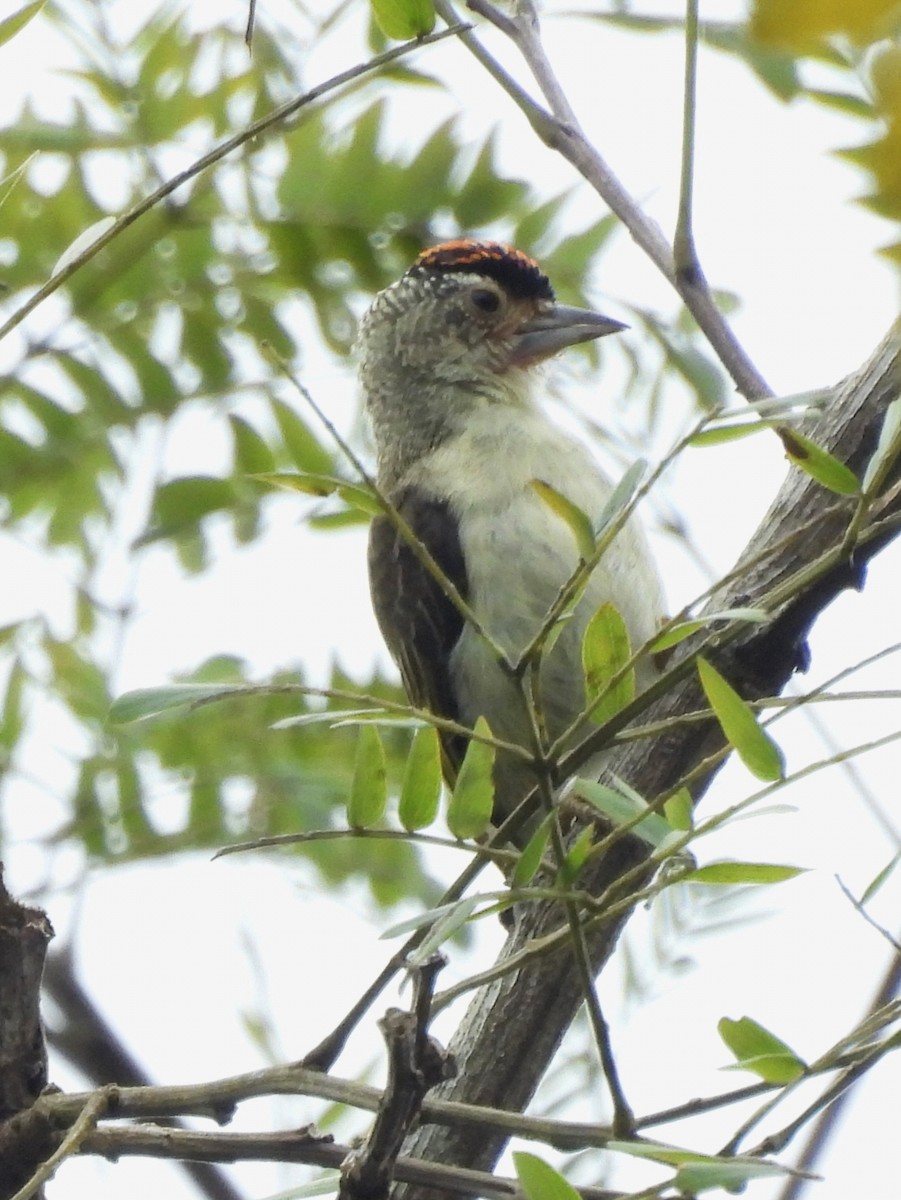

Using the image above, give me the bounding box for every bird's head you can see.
[357,240,626,480]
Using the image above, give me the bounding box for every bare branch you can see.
[75,1123,623,1200]
[434,0,771,398]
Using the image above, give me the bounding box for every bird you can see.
[359,239,665,840]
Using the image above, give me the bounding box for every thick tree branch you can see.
[392,327,901,1194]
[72,1123,621,1200]
[42,950,246,1200]
[0,870,53,1200]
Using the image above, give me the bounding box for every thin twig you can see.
[673,0,701,283]
[437,0,771,399]
[10,1089,112,1200]
[775,950,901,1200]
[267,354,514,680]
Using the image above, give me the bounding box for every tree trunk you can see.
[394,325,901,1193]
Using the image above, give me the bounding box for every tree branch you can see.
[0,870,53,1200]
[435,0,771,398]
[392,327,901,1193]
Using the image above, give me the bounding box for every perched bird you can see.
[360,240,665,837]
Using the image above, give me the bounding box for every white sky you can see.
[2,2,901,1199]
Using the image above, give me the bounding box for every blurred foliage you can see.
[0,0,895,924]
[0,4,897,1195]
[750,0,901,51]
[596,2,901,255]
[0,0,653,911]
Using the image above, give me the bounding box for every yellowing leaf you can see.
[868,40,901,114]
[398,726,442,830]
[347,725,387,828]
[254,472,380,515]
[581,602,634,723]
[777,427,860,495]
[446,716,495,839]
[531,479,595,560]
[751,0,901,49]
[697,657,785,781]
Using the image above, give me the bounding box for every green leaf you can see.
[684,860,804,885]
[406,895,484,964]
[270,398,334,474]
[650,607,768,653]
[109,684,240,724]
[592,459,647,534]
[143,476,237,541]
[544,213,619,282]
[861,851,901,903]
[370,0,435,39]
[398,726,442,830]
[453,132,528,227]
[674,1159,792,1190]
[255,472,381,516]
[697,657,785,781]
[718,1016,806,1083]
[381,895,480,940]
[0,153,35,211]
[446,716,495,839]
[571,779,671,848]
[0,658,26,755]
[514,191,570,249]
[805,88,874,119]
[608,1137,793,1189]
[230,416,276,476]
[347,725,387,828]
[514,1153,582,1200]
[511,814,553,888]
[663,788,693,831]
[581,602,634,723]
[777,427,861,495]
[531,480,595,559]
[690,419,777,446]
[0,0,48,49]
[863,396,901,495]
[561,823,595,881]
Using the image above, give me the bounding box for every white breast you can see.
[407,406,665,767]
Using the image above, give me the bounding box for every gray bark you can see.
[394,325,901,1193]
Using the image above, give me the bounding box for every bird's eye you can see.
[471,288,501,314]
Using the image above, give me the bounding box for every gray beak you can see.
[511,303,627,366]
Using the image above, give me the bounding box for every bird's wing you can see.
[368,489,469,782]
